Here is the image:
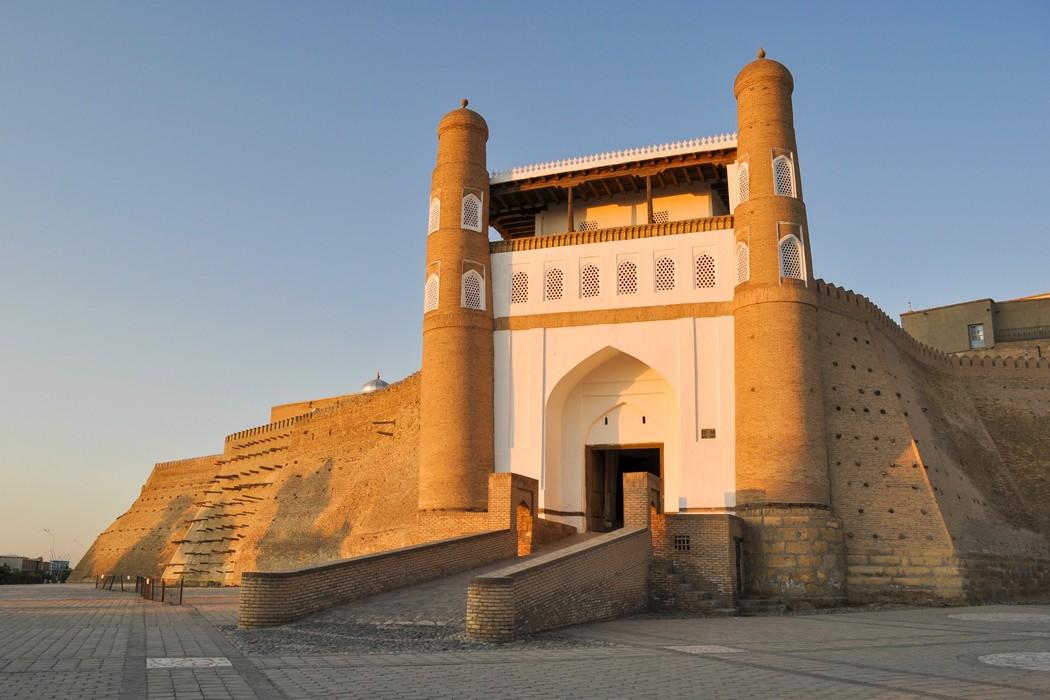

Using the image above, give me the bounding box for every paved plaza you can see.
[3,583,1050,698]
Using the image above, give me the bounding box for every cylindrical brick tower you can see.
[732,51,845,604]
[418,100,494,512]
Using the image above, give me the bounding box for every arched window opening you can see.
[580,264,600,298]
[654,257,675,292]
[779,235,804,280]
[736,242,750,285]
[516,501,533,556]
[427,197,440,234]
[461,270,484,310]
[511,270,529,304]
[617,260,638,295]
[773,155,795,197]
[461,193,482,232]
[737,162,750,204]
[424,273,440,312]
[694,254,716,289]
[545,267,563,301]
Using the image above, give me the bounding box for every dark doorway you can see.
[585,445,661,532]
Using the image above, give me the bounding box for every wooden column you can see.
[645,175,653,224]
[566,186,574,232]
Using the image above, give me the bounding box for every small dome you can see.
[361,371,390,394]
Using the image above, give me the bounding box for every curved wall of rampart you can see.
[815,279,1050,604]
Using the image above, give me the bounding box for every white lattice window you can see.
[773,155,795,197]
[617,260,638,295]
[736,242,750,285]
[545,267,563,301]
[428,197,440,234]
[578,220,599,232]
[461,270,484,310]
[461,193,482,232]
[424,274,439,312]
[652,211,669,224]
[580,264,600,298]
[655,257,675,292]
[694,254,716,289]
[779,235,804,280]
[737,162,750,204]
[511,270,529,304]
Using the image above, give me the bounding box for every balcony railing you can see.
[490,215,734,254]
[996,325,1050,343]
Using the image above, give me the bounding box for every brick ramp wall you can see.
[238,529,515,628]
[532,518,577,548]
[466,527,650,642]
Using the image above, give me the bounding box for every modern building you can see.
[901,293,1049,357]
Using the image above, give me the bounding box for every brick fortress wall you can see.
[815,280,1050,603]
[71,455,220,581]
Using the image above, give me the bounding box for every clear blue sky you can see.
[1,1,1047,564]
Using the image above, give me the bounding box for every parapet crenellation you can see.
[814,279,1050,374]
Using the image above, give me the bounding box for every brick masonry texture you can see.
[239,529,515,628]
[466,527,650,642]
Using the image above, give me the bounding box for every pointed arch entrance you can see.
[543,347,678,532]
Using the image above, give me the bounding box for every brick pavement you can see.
[4,583,1050,698]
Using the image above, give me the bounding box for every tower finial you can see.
[460,98,469,108]
[757,47,766,59]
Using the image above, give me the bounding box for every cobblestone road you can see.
[3,583,1050,698]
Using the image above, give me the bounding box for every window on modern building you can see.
[428,197,440,234]
[510,270,528,304]
[779,235,804,280]
[424,273,439,312]
[461,193,482,232]
[655,257,675,292]
[968,323,986,349]
[580,264,600,298]
[545,267,563,301]
[773,155,795,197]
[461,270,484,310]
[736,242,750,285]
[737,162,750,204]
[617,260,638,295]
[695,254,716,289]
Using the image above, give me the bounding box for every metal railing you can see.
[95,574,183,605]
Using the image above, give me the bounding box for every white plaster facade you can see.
[492,229,737,318]
[493,315,736,532]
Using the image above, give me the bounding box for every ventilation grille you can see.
[461,194,481,232]
[511,270,529,304]
[427,197,440,234]
[424,274,439,312]
[736,243,750,285]
[673,534,691,552]
[462,272,483,310]
[695,254,716,289]
[617,260,638,295]
[773,156,794,197]
[652,211,669,224]
[780,236,804,280]
[580,264,600,298]
[737,163,750,204]
[655,257,675,291]
[545,267,563,301]
[578,220,600,232]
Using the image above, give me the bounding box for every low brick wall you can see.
[239,530,515,628]
[466,527,650,642]
[961,553,1050,603]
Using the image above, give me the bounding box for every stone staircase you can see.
[649,560,735,616]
